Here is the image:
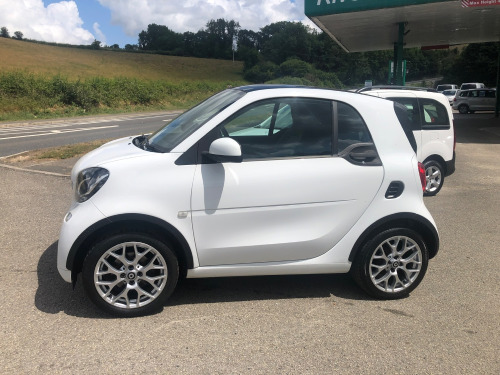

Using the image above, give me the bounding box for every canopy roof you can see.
[305,0,500,52]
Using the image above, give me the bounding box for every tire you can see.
[82,232,179,317]
[458,104,469,114]
[351,228,429,299]
[423,160,444,196]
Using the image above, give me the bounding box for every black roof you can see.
[356,85,437,93]
[235,84,315,92]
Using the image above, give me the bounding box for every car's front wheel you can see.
[351,228,429,299]
[458,104,469,114]
[423,160,444,196]
[82,233,179,317]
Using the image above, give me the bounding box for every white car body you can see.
[57,86,439,315]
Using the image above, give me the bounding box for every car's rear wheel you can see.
[352,228,429,299]
[458,104,469,114]
[82,233,179,317]
[423,160,444,196]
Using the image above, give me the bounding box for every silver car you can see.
[453,88,497,114]
[442,89,457,105]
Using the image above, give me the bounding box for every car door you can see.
[468,90,481,110]
[190,97,384,266]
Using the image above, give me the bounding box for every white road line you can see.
[0,114,177,133]
[0,125,119,141]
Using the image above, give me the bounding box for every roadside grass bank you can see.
[0,71,242,122]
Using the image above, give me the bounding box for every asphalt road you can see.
[0,113,499,374]
[0,111,180,157]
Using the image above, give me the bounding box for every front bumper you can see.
[57,200,107,283]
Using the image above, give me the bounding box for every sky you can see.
[0,0,312,48]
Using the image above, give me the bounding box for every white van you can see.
[358,87,455,196]
[436,84,457,92]
[460,83,485,90]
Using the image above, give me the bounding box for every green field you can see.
[0,38,246,121]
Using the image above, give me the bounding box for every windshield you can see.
[148,89,246,152]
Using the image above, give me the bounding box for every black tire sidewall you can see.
[423,160,444,196]
[352,228,429,300]
[458,104,469,114]
[82,232,179,317]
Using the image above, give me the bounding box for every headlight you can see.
[75,167,110,203]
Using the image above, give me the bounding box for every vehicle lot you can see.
[0,114,499,374]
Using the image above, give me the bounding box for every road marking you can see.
[0,125,119,140]
[0,114,178,133]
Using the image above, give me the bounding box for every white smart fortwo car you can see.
[57,85,439,316]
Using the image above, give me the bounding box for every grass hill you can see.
[0,38,245,121]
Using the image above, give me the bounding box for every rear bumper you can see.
[445,151,456,176]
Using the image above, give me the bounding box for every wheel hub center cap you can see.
[127,272,136,280]
[391,260,400,268]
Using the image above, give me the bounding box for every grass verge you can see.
[2,139,110,164]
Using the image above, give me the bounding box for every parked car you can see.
[453,88,497,114]
[459,82,485,91]
[358,86,455,196]
[436,84,457,92]
[57,85,439,316]
[442,89,458,105]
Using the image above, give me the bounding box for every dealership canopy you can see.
[305,0,500,53]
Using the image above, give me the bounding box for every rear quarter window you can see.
[337,102,373,154]
[393,102,417,153]
[385,97,421,131]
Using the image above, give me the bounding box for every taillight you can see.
[453,119,456,151]
[418,162,426,192]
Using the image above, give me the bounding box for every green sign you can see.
[305,0,451,17]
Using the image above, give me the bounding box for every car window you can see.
[384,97,421,131]
[148,89,245,152]
[219,98,333,160]
[486,90,496,98]
[337,102,374,153]
[420,99,449,128]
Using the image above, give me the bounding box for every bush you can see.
[243,61,279,83]
[279,59,312,78]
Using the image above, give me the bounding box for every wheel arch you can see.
[67,214,194,284]
[348,213,439,263]
[458,103,469,113]
[423,154,447,175]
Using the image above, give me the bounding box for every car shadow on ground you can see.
[36,242,370,319]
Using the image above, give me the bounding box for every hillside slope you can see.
[0,37,243,82]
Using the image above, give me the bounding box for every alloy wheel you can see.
[425,164,442,193]
[369,235,423,293]
[93,241,168,309]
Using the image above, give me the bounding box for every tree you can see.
[139,24,183,52]
[1,27,9,38]
[444,42,499,87]
[259,22,314,65]
[13,31,23,40]
[110,43,120,49]
[90,39,101,49]
[124,44,137,51]
[204,19,240,59]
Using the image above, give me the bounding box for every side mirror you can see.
[204,138,242,163]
